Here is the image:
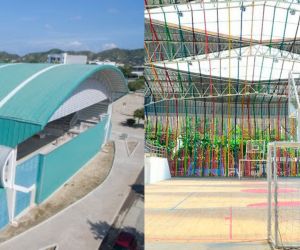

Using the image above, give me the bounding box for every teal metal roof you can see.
[0,63,128,147]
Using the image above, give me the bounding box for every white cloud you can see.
[69,15,82,21]
[44,24,53,29]
[23,39,88,52]
[69,41,83,47]
[102,43,117,50]
[20,17,37,22]
[107,8,119,14]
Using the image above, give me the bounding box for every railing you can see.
[145,140,167,158]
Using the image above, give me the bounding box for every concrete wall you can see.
[15,155,39,217]
[36,116,108,203]
[0,116,109,230]
[145,157,171,184]
[0,189,9,229]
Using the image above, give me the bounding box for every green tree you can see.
[134,108,144,124]
[119,65,133,78]
[128,79,145,91]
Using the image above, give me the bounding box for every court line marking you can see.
[170,192,195,210]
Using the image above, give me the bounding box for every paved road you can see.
[100,170,144,250]
[120,171,144,247]
[0,93,144,250]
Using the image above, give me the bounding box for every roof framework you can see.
[147,1,300,41]
[145,45,300,105]
[144,1,300,177]
[145,1,300,106]
[145,0,300,61]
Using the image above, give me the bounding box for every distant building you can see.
[48,53,87,64]
[131,66,144,78]
[89,59,116,66]
[116,63,125,67]
[88,60,125,68]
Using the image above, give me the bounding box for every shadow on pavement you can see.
[120,122,144,129]
[130,183,144,197]
[90,168,145,250]
[87,220,111,241]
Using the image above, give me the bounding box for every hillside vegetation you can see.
[0,48,144,66]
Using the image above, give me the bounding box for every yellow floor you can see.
[145,178,300,244]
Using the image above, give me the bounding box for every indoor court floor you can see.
[145,178,300,250]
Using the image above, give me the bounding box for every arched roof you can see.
[0,63,128,148]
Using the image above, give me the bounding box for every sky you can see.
[0,0,144,55]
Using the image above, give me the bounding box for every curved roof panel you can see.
[0,64,50,102]
[0,63,128,148]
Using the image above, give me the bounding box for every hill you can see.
[0,52,20,62]
[93,48,144,66]
[0,48,144,66]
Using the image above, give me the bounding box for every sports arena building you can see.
[145,1,300,248]
[145,0,300,177]
[0,63,127,229]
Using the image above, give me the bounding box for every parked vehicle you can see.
[113,232,137,250]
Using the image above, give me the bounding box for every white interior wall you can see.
[145,157,171,184]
